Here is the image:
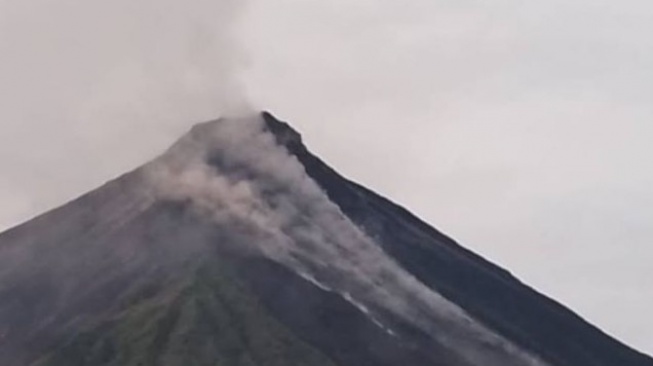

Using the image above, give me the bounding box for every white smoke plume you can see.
[0,0,252,229]
[144,114,549,366]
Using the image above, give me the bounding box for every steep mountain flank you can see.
[0,112,649,366]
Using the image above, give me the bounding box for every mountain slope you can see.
[0,112,650,366]
[33,260,339,366]
[261,112,653,366]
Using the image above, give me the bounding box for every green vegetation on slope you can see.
[33,259,339,366]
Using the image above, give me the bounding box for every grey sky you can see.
[0,0,652,354]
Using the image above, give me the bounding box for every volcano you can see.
[0,112,650,366]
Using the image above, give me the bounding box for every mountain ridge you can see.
[261,111,653,366]
[0,111,650,366]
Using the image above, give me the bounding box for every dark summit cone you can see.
[0,112,650,366]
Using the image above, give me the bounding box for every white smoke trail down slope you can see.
[144,114,548,366]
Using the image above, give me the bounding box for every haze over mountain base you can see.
[0,112,650,366]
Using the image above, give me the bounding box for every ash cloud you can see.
[144,114,549,366]
[0,0,252,230]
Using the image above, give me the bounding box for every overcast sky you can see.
[0,0,652,354]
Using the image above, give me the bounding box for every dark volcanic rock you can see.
[0,111,649,366]
[262,111,653,366]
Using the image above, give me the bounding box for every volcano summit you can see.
[0,112,650,366]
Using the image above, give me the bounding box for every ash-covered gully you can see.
[0,112,650,366]
[145,113,550,366]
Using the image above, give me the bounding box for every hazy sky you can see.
[0,0,652,354]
